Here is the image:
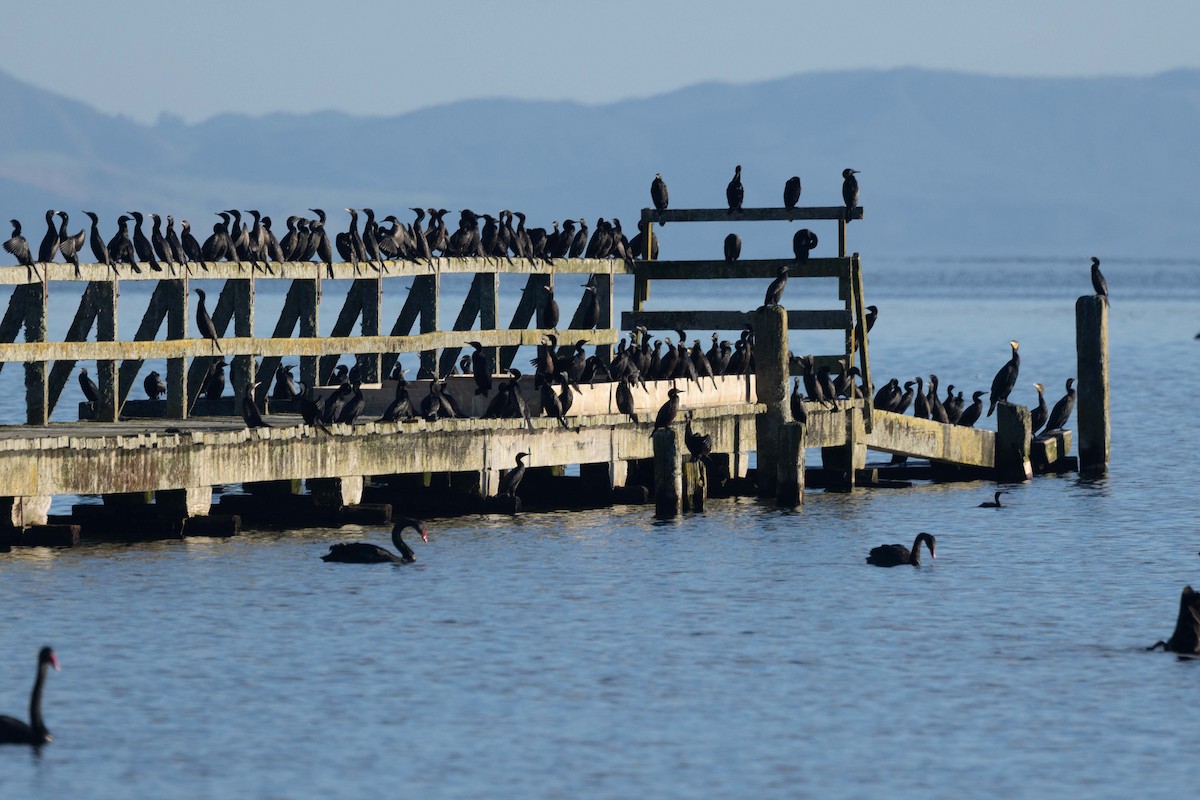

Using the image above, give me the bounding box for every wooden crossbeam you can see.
[621,309,851,332]
[634,258,849,281]
[640,206,864,225]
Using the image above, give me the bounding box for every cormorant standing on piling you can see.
[497,452,528,497]
[128,212,160,271]
[321,518,427,564]
[629,219,658,261]
[379,372,415,423]
[957,391,985,428]
[651,173,669,215]
[336,208,363,274]
[987,340,1020,416]
[79,368,99,410]
[927,375,949,423]
[784,176,802,209]
[793,228,818,261]
[724,233,742,262]
[108,215,140,273]
[195,288,222,353]
[83,212,111,272]
[1030,383,1048,436]
[467,341,492,396]
[726,165,744,212]
[55,212,85,279]
[841,168,860,223]
[144,370,166,401]
[650,387,683,436]
[1090,257,1108,303]
[873,378,900,412]
[4,219,34,280]
[201,212,232,264]
[241,381,269,428]
[866,532,936,567]
[1043,378,1076,432]
[37,209,59,264]
[791,379,808,424]
[761,265,788,308]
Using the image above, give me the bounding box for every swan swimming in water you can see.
[0,646,59,746]
[866,533,936,567]
[322,519,428,564]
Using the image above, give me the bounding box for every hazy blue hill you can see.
[0,67,1197,258]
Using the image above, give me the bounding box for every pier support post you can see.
[308,476,364,509]
[165,279,188,419]
[653,428,683,518]
[156,487,213,517]
[683,460,707,512]
[23,282,48,424]
[0,496,51,528]
[996,402,1033,482]
[752,305,790,498]
[1076,296,1110,473]
[95,282,119,422]
[821,407,863,489]
[776,422,807,508]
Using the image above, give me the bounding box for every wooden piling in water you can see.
[753,305,790,498]
[995,402,1033,481]
[776,421,807,507]
[653,428,683,518]
[1076,295,1110,473]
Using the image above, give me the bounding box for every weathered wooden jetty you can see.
[0,200,1109,548]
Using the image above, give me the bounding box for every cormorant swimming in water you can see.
[651,173,669,215]
[241,381,269,428]
[194,288,222,353]
[321,518,428,564]
[497,452,528,497]
[724,233,742,263]
[866,532,936,567]
[0,646,59,746]
[79,368,99,411]
[987,340,1020,417]
[783,176,802,209]
[1090,256,1108,303]
[978,491,1008,508]
[726,165,744,213]
[1030,383,1048,436]
[761,265,788,308]
[841,168,860,223]
[144,370,166,401]
[4,219,34,280]
[1043,378,1076,433]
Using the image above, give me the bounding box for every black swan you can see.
[322,519,428,564]
[0,646,59,746]
[867,532,936,567]
[978,491,1008,508]
[1148,586,1200,654]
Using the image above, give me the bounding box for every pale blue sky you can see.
[5,1,1198,123]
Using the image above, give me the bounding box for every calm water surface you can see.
[1,257,1198,798]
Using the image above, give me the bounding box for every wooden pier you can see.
[0,201,1109,547]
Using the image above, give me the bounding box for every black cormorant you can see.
[1043,378,1076,432]
[202,359,228,401]
[957,391,985,428]
[128,211,161,271]
[37,209,59,264]
[149,213,172,267]
[78,368,99,410]
[684,411,712,464]
[650,387,683,436]
[194,288,222,353]
[271,364,299,400]
[336,381,365,425]
[467,341,492,396]
[144,370,166,401]
[987,340,1020,417]
[541,285,559,329]
[1090,257,1108,303]
[726,165,744,212]
[497,452,528,497]
[321,519,427,564]
[4,219,34,280]
[108,215,140,273]
[790,378,808,423]
[241,381,269,428]
[792,228,818,261]
[181,221,203,269]
[55,212,85,279]
[1030,383,1048,436]
[616,376,638,423]
[841,168,860,223]
[761,265,789,308]
[783,176,802,209]
[866,532,936,567]
[1147,586,1200,655]
[651,173,669,213]
[83,212,112,272]
[724,233,742,262]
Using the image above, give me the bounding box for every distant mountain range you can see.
[0,67,1197,259]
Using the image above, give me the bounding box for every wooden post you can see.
[420,269,439,378]
[229,278,255,398]
[683,460,707,512]
[821,407,861,488]
[357,277,381,382]
[776,421,806,507]
[299,278,319,393]
[851,254,873,432]
[165,279,188,419]
[996,402,1033,481]
[96,282,118,421]
[653,428,682,518]
[1076,296,1109,473]
[753,305,790,497]
[23,282,48,424]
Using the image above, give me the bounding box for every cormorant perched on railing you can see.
[724,233,741,263]
[467,341,492,396]
[201,359,228,401]
[83,212,111,273]
[987,340,1020,417]
[616,376,638,423]
[78,368,99,411]
[1043,378,1076,433]
[55,212,85,279]
[181,220,203,269]
[867,532,935,567]
[201,212,233,264]
[497,452,528,497]
[651,173,669,214]
[144,370,166,401]
[149,213,172,267]
[271,364,299,400]
[166,216,186,266]
[792,228,818,261]
[108,215,140,273]
[336,381,365,425]
[241,381,269,428]
[128,211,160,271]
[957,390,985,428]
[893,381,916,415]
[841,168,860,223]
[4,219,34,280]
[1090,256,1108,303]
[379,371,415,423]
[322,519,427,564]
[726,165,744,212]
[568,218,588,259]
[540,376,569,429]
[37,209,59,265]
[783,176,802,209]
[761,265,789,308]
[194,288,222,353]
